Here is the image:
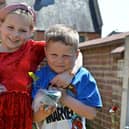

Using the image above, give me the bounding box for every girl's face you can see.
[45,41,78,73]
[0,13,33,52]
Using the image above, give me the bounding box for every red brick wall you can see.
[33,31,100,41]
[78,32,101,42]
[80,41,123,129]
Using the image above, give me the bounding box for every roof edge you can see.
[79,31,129,48]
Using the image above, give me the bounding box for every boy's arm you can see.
[60,90,96,120]
[33,105,56,122]
[56,70,102,120]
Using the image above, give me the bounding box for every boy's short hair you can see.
[44,24,79,50]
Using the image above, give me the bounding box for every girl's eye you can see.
[19,29,27,33]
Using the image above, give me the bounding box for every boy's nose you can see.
[56,57,64,63]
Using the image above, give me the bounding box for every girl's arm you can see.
[71,50,83,75]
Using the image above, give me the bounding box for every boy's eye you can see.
[63,55,72,59]
[51,54,57,57]
[7,26,14,30]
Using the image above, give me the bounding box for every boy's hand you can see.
[50,71,74,89]
[33,104,56,122]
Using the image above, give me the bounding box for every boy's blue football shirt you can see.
[32,65,102,108]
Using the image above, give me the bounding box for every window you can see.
[79,35,85,43]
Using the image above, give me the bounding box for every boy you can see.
[32,24,102,129]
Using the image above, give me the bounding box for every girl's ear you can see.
[28,27,34,38]
[30,26,34,33]
[0,20,2,31]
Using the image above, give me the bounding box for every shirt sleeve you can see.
[75,69,102,108]
[31,40,46,65]
[31,65,56,99]
[27,40,46,72]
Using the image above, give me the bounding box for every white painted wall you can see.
[6,0,94,32]
[6,0,34,7]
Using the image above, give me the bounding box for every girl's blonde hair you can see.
[0,3,35,28]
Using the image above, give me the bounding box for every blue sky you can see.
[98,0,129,37]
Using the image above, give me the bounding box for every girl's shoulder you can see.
[27,39,46,47]
[24,39,46,53]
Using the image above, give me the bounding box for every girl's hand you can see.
[50,71,74,89]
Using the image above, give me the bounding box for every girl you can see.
[0,3,82,129]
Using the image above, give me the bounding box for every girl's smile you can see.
[0,13,33,52]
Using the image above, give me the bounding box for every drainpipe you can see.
[120,36,129,129]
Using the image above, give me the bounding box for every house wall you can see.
[33,31,100,41]
[79,32,101,42]
[4,0,102,41]
[120,36,129,129]
[79,41,124,129]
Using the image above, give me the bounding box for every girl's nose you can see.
[11,31,19,40]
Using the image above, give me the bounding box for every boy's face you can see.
[0,13,33,52]
[45,41,78,73]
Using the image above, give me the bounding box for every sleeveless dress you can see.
[0,40,45,129]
